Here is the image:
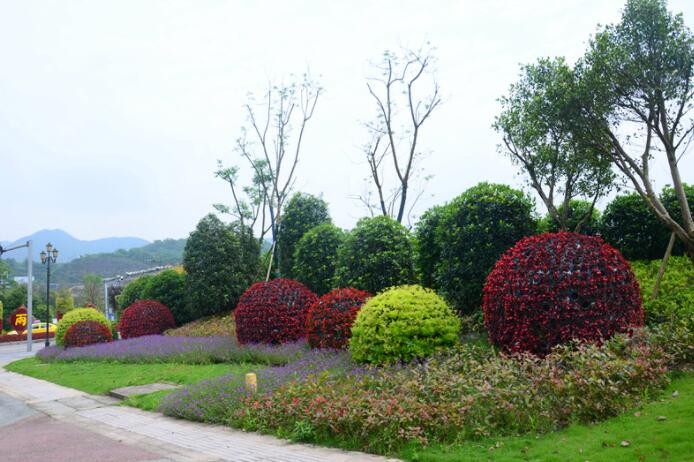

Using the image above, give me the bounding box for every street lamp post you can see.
[40,243,59,347]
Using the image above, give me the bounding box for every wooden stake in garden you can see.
[245,373,257,394]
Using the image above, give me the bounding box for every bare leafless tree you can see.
[356,45,442,225]
[216,73,322,279]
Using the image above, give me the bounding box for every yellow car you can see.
[8,322,57,335]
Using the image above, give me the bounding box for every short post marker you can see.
[245,373,257,394]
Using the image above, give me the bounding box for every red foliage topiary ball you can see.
[118,300,176,339]
[306,287,371,349]
[64,320,113,348]
[235,278,318,344]
[483,232,643,355]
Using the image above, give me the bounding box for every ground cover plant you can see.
[165,313,236,338]
[401,373,694,462]
[483,232,643,354]
[37,335,307,366]
[155,323,693,456]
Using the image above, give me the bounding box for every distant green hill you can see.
[9,239,186,286]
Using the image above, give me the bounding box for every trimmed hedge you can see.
[56,308,110,347]
[335,216,415,294]
[64,320,113,348]
[118,300,176,339]
[306,288,371,349]
[483,232,644,355]
[235,278,318,344]
[350,285,461,364]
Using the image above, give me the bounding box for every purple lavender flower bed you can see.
[159,348,356,423]
[37,335,308,365]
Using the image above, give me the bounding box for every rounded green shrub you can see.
[335,216,415,294]
[436,182,536,314]
[600,193,669,260]
[293,223,345,295]
[115,275,152,315]
[350,285,460,364]
[277,192,331,278]
[141,269,189,324]
[414,205,446,289]
[55,308,110,347]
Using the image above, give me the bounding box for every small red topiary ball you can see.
[64,320,113,348]
[235,278,318,344]
[306,287,371,349]
[483,232,643,355]
[118,300,176,339]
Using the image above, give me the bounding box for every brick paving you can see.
[0,344,397,462]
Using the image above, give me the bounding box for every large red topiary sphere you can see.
[306,288,371,349]
[235,278,318,344]
[64,320,113,348]
[118,300,176,339]
[483,232,643,355]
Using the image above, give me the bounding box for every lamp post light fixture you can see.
[40,243,59,347]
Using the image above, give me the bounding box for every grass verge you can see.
[5,357,255,397]
[400,373,694,462]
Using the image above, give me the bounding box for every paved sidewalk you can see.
[0,353,397,462]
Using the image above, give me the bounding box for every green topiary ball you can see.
[55,308,110,347]
[349,285,461,364]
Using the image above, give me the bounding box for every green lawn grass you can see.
[5,357,253,396]
[401,373,694,462]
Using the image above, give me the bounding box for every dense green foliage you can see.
[413,205,446,289]
[435,183,537,314]
[335,216,415,294]
[141,269,189,324]
[600,193,670,260]
[115,275,153,314]
[277,193,331,278]
[350,285,460,364]
[55,308,110,346]
[495,57,613,233]
[539,199,600,235]
[183,214,259,318]
[293,223,345,295]
[631,256,694,329]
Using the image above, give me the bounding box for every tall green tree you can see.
[580,0,694,264]
[183,214,259,318]
[276,193,331,278]
[495,57,614,232]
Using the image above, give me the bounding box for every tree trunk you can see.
[652,232,676,301]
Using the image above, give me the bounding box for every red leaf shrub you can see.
[0,331,54,343]
[483,232,643,355]
[118,300,176,339]
[306,288,371,349]
[235,278,318,344]
[64,320,113,348]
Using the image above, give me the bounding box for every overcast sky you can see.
[1,0,693,242]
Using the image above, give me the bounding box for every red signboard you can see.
[10,306,28,335]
